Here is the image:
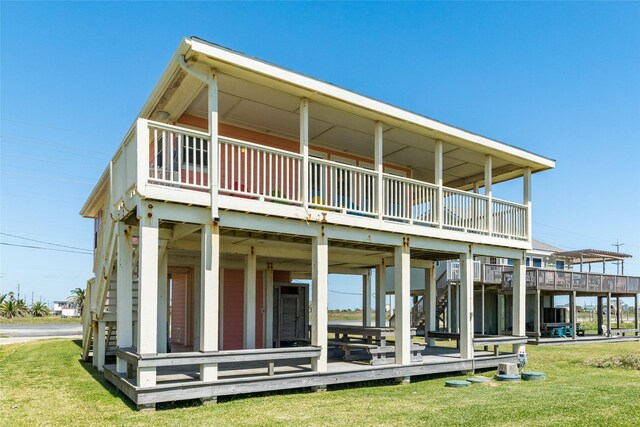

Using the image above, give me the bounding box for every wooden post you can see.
[435,140,443,228]
[200,223,219,382]
[375,260,386,327]
[534,290,541,342]
[523,167,532,243]
[394,238,411,365]
[362,270,373,327]
[456,283,460,333]
[616,296,621,328]
[157,245,168,353]
[311,232,328,372]
[480,283,485,336]
[512,254,526,354]
[459,251,474,360]
[427,267,437,346]
[446,282,452,333]
[92,322,99,369]
[571,291,577,340]
[137,211,159,388]
[607,293,612,336]
[375,121,384,221]
[597,296,603,335]
[97,321,106,372]
[300,98,309,208]
[244,247,257,349]
[265,263,274,348]
[208,72,219,220]
[635,294,639,335]
[484,155,493,235]
[497,292,505,334]
[116,224,133,374]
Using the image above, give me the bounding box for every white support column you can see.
[427,267,437,346]
[446,283,452,333]
[311,233,328,372]
[157,245,168,353]
[208,72,220,220]
[92,323,99,369]
[375,121,384,222]
[480,283,485,336]
[300,98,309,208]
[394,238,411,365]
[571,291,577,340]
[137,211,159,388]
[512,254,526,354]
[459,251,474,360]
[362,270,373,327]
[135,119,149,197]
[375,260,387,327]
[456,283,461,333]
[200,223,219,382]
[484,155,493,235]
[616,297,621,327]
[96,321,106,372]
[265,263,274,348]
[244,247,257,349]
[606,293,612,336]
[523,167,532,243]
[497,293,505,334]
[635,294,639,334]
[534,289,541,342]
[116,224,133,375]
[435,140,443,228]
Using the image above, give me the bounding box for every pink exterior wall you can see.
[170,273,189,346]
[222,269,265,350]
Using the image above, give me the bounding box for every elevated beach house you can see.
[80,37,555,409]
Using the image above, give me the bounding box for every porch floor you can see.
[103,346,516,407]
[530,334,640,346]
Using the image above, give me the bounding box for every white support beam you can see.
[208,71,219,220]
[571,291,577,340]
[606,293,612,336]
[137,211,159,388]
[375,121,384,222]
[459,251,474,360]
[523,167,532,243]
[311,233,328,372]
[484,155,493,235]
[446,283,452,333]
[244,247,257,349]
[135,119,149,197]
[426,267,436,346]
[265,263,274,348]
[200,223,219,381]
[157,244,168,353]
[362,270,373,327]
[116,224,133,374]
[375,260,387,327]
[498,293,505,334]
[96,321,106,372]
[534,289,541,342]
[435,140,443,228]
[480,283,485,336]
[300,98,309,208]
[512,254,526,354]
[394,238,411,365]
[92,323,99,369]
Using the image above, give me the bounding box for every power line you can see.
[329,289,362,296]
[0,242,92,255]
[0,232,92,252]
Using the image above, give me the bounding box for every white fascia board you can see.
[80,166,109,217]
[187,38,555,170]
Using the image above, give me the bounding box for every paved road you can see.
[0,323,82,344]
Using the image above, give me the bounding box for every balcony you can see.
[501,268,640,294]
[112,119,530,243]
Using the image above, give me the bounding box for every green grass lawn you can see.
[0,316,81,325]
[1,339,639,426]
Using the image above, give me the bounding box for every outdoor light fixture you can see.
[156,111,170,120]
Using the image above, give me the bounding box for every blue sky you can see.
[1,2,638,309]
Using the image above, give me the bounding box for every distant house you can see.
[52,301,80,317]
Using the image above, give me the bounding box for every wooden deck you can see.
[103,347,517,408]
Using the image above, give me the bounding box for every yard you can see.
[0,339,639,426]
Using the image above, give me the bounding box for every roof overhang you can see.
[553,249,633,264]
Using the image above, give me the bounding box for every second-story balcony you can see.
[111,119,531,244]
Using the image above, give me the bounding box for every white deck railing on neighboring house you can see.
[446,260,482,282]
[131,119,530,241]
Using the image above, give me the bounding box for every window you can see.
[507,259,514,266]
[526,257,531,267]
[489,257,498,265]
[155,135,208,170]
[532,257,543,268]
[556,260,565,270]
[94,210,103,250]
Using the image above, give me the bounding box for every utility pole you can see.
[31,291,34,305]
[612,240,624,275]
[17,283,20,301]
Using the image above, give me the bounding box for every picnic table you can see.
[327,324,423,365]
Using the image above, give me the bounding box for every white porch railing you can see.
[442,188,488,233]
[135,120,530,241]
[446,260,482,282]
[383,174,438,225]
[308,158,377,215]
[219,137,303,204]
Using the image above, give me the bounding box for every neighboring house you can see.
[52,301,80,317]
[80,37,556,409]
[415,240,639,344]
